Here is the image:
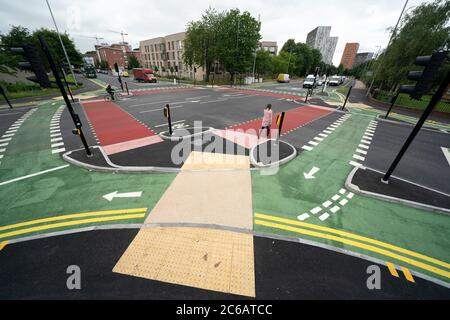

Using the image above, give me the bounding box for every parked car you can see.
[120,70,129,77]
[303,74,317,89]
[277,73,290,83]
[133,68,157,83]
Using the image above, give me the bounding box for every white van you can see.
[303,74,317,89]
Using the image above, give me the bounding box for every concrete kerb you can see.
[159,127,215,142]
[250,139,298,169]
[376,114,450,134]
[345,166,450,215]
[62,145,297,174]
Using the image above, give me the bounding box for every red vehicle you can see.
[133,68,157,83]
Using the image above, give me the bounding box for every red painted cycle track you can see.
[214,105,333,149]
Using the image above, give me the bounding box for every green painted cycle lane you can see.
[252,113,450,283]
[0,102,62,182]
[0,166,176,241]
[0,101,176,241]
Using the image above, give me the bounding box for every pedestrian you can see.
[258,104,273,139]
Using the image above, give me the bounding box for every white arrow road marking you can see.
[442,147,450,166]
[103,191,143,202]
[303,166,320,180]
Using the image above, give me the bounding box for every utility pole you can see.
[235,17,240,85]
[45,0,78,86]
[366,0,409,96]
[252,14,261,83]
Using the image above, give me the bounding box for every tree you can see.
[128,55,141,69]
[255,50,273,76]
[279,40,322,77]
[373,0,450,90]
[32,28,82,68]
[0,25,83,74]
[184,8,224,81]
[0,25,33,74]
[217,9,261,79]
[184,8,261,81]
[271,51,290,77]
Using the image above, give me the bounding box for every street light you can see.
[45,0,78,86]
[366,0,409,96]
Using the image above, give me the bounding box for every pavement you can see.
[0,78,449,299]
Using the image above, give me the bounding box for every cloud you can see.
[0,0,431,65]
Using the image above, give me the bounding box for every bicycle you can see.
[103,91,125,101]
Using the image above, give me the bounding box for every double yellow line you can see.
[255,213,450,280]
[0,208,148,242]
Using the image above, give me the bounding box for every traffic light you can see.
[399,51,448,100]
[10,44,51,88]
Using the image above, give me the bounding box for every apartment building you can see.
[306,26,338,65]
[140,32,205,80]
[340,43,360,69]
[259,41,278,55]
[353,52,375,68]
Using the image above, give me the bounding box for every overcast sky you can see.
[0,0,432,65]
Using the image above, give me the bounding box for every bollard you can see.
[125,82,130,95]
[342,85,353,110]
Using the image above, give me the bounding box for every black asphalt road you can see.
[58,102,98,153]
[116,88,328,134]
[96,73,178,90]
[0,229,447,299]
[0,107,30,136]
[365,120,450,194]
[0,75,102,107]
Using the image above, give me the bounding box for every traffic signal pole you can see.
[382,70,450,183]
[384,92,400,119]
[38,35,92,156]
[0,86,13,109]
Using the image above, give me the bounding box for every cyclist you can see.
[106,84,115,101]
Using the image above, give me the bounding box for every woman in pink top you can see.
[258,104,273,139]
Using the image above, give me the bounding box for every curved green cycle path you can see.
[252,113,450,283]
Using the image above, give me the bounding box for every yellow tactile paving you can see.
[113,227,255,297]
[145,151,253,229]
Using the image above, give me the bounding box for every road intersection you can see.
[0,77,449,299]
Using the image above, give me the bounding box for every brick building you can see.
[95,43,142,70]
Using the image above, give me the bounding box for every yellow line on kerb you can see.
[255,213,450,270]
[386,262,399,277]
[255,219,450,279]
[0,214,145,240]
[0,240,9,251]
[0,208,148,232]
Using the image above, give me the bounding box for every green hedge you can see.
[373,91,450,113]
